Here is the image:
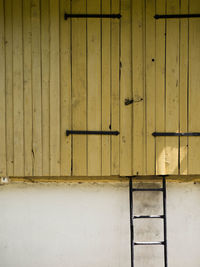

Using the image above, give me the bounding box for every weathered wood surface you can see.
[1,0,200,177]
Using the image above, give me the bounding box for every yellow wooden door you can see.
[71,0,120,176]
[155,0,200,175]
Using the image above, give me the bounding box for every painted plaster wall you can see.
[0,181,199,267]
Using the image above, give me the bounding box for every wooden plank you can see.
[13,0,24,176]
[155,0,166,175]
[188,0,200,174]
[0,0,6,176]
[102,0,111,176]
[32,0,42,176]
[5,0,13,176]
[111,0,120,176]
[132,0,145,175]
[50,0,60,176]
[60,0,71,176]
[120,0,132,176]
[87,0,102,176]
[179,0,189,175]
[165,0,179,174]
[41,0,50,176]
[145,0,156,175]
[23,0,33,176]
[72,0,87,176]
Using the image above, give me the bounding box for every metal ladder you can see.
[129,176,168,267]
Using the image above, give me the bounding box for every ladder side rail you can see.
[163,176,168,267]
[129,177,134,267]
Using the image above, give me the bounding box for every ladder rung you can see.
[132,188,163,192]
[133,215,164,219]
[134,241,165,246]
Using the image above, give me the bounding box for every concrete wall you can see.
[0,180,199,267]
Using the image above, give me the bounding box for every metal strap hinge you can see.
[64,13,121,20]
[66,130,120,136]
[152,132,200,137]
[154,14,200,19]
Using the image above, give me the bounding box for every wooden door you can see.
[71,0,120,176]
[155,0,200,175]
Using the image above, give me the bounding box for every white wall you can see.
[0,180,199,267]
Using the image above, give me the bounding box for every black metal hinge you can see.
[64,13,121,20]
[66,130,120,136]
[152,132,200,137]
[154,14,200,19]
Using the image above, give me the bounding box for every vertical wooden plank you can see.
[13,0,24,176]
[72,0,87,176]
[146,0,156,175]
[50,0,60,176]
[23,0,33,176]
[111,0,120,176]
[32,0,42,176]
[120,0,132,176]
[87,0,102,176]
[60,0,71,176]
[188,0,200,174]
[132,0,145,175]
[5,0,13,176]
[41,0,50,176]
[179,0,189,175]
[0,0,6,176]
[155,0,166,175]
[102,0,111,176]
[165,0,179,174]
